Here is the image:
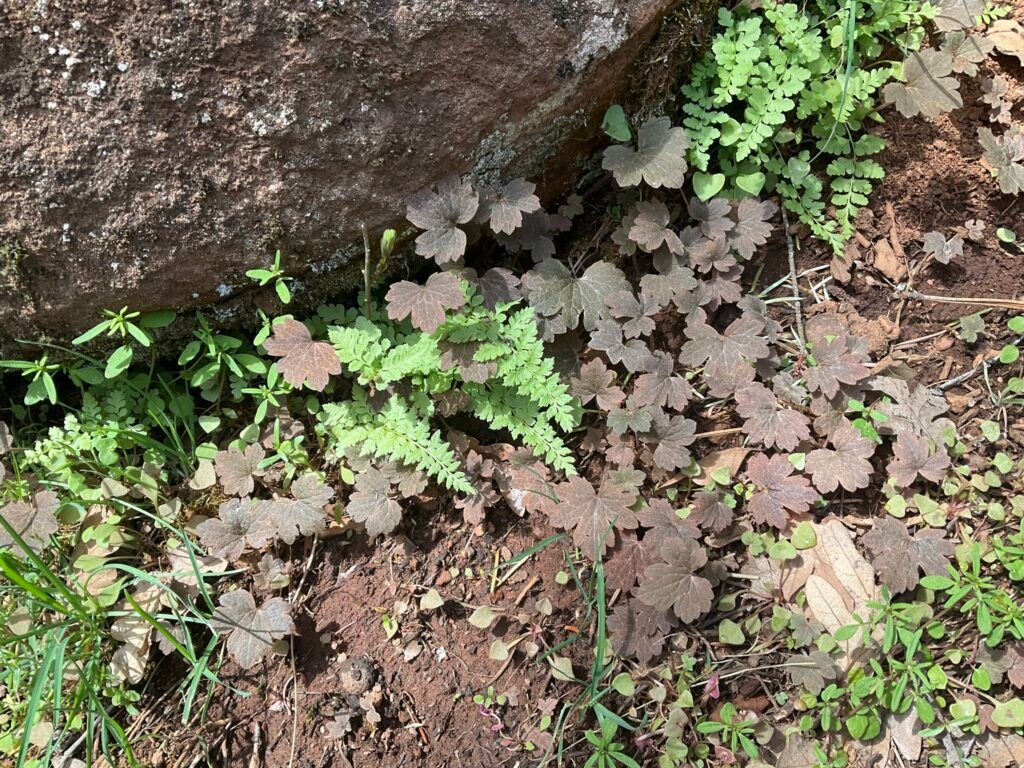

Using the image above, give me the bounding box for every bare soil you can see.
[135,14,1024,768]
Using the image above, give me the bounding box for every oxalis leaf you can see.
[211,589,294,670]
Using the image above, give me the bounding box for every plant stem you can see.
[361,222,372,321]
[781,206,806,351]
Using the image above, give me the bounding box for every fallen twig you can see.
[781,206,805,350]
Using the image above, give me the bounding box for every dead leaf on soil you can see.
[798,520,879,670]
[888,709,922,762]
[872,238,907,282]
[987,19,1024,65]
[693,447,751,487]
[803,575,857,663]
[973,733,1024,767]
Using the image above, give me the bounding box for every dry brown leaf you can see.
[872,238,906,281]
[888,709,922,762]
[817,519,878,610]
[974,733,1024,767]
[780,554,815,602]
[988,19,1024,65]
[804,575,855,657]
[693,447,751,486]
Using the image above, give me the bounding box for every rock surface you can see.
[0,0,681,342]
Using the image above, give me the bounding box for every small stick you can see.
[360,222,372,321]
[692,427,743,439]
[248,722,261,768]
[514,574,541,606]
[904,289,1024,312]
[781,206,805,350]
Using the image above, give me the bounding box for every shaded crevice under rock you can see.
[0,0,714,351]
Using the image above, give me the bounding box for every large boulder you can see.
[0,0,684,344]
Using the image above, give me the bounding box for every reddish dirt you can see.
[139,508,594,768]
[137,17,1024,768]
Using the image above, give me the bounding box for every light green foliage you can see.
[319,282,578,492]
[681,0,933,252]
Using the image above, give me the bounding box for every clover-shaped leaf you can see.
[526,259,630,331]
[0,491,59,553]
[883,49,963,118]
[406,175,479,264]
[805,423,875,493]
[386,272,467,334]
[263,319,341,392]
[887,433,950,487]
[863,517,954,593]
[214,443,266,497]
[547,477,638,561]
[211,590,294,670]
[346,467,403,539]
[746,454,818,530]
[636,538,713,623]
[602,117,690,189]
[571,358,626,411]
[735,383,810,452]
[486,178,541,235]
